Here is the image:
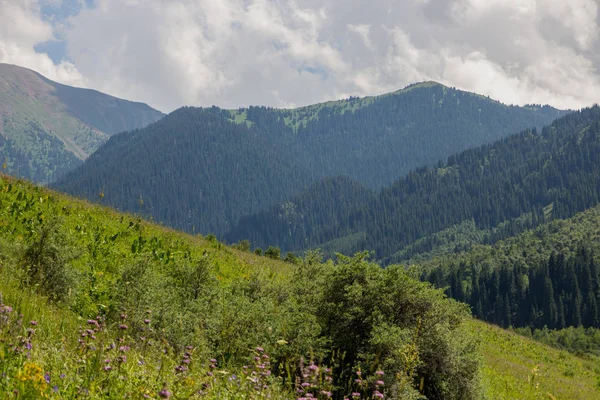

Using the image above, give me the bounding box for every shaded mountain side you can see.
[0,63,164,183]
[55,81,566,236]
[225,176,375,250]
[227,107,600,260]
[228,82,567,188]
[54,107,312,235]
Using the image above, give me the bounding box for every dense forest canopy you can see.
[54,83,565,236]
[228,107,600,263]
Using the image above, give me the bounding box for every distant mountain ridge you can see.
[0,63,164,182]
[227,106,600,263]
[225,82,567,188]
[55,82,567,236]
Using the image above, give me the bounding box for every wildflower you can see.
[301,382,311,388]
[119,324,128,330]
[44,372,51,383]
[375,370,384,376]
[30,321,38,326]
[117,355,127,363]
[103,366,112,372]
[321,391,332,397]
[53,385,58,393]
[210,358,217,363]
[375,380,385,386]
[158,387,171,399]
[351,393,360,398]
[373,390,384,398]
[119,346,130,352]
[308,364,318,371]
[120,314,127,320]
[256,347,264,352]
[59,374,65,379]
[144,319,151,324]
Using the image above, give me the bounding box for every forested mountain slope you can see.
[54,107,313,235]
[0,63,164,182]
[228,107,600,260]
[2,173,599,399]
[55,83,565,236]
[413,203,600,330]
[228,82,565,188]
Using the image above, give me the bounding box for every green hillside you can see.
[3,174,598,399]
[54,83,565,236]
[227,106,600,262]
[0,63,164,183]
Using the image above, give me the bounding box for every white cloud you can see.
[0,0,85,86]
[1,0,600,112]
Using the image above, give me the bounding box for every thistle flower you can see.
[158,385,171,399]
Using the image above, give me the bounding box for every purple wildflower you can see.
[375,370,384,376]
[44,372,50,383]
[374,390,384,398]
[30,321,38,326]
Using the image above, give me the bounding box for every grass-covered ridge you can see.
[1,174,599,399]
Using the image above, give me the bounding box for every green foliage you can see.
[233,239,251,252]
[513,326,600,358]
[0,174,486,399]
[264,246,281,259]
[20,217,76,301]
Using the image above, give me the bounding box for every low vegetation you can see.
[2,174,599,398]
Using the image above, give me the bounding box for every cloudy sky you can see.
[1,0,599,112]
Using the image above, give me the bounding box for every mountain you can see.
[227,107,600,260]
[416,203,600,330]
[228,82,566,188]
[55,83,566,236]
[0,63,164,182]
[54,107,313,235]
[2,173,599,399]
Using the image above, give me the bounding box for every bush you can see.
[20,218,75,301]
[265,246,281,259]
